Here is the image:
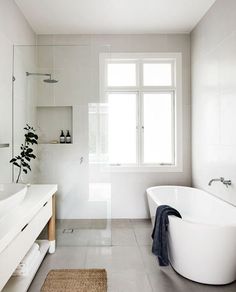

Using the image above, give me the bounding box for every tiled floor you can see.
[29,219,236,292]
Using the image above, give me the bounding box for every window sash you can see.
[142,60,175,87]
[105,59,175,89]
[104,90,175,166]
[140,91,175,166]
[99,53,182,170]
[107,92,138,166]
[105,59,139,89]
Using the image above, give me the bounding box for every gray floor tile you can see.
[134,227,152,246]
[148,267,192,292]
[57,230,89,246]
[112,228,137,246]
[131,219,152,229]
[91,219,110,229]
[57,228,112,246]
[139,245,159,273]
[111,219,132,229]
[57,219,92,230]
[85,246,145,273]
[77,229,112,246]
[109,271,152,292]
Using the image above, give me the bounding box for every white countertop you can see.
[0,184,57,254]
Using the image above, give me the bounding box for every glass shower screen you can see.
[13,43,112,246]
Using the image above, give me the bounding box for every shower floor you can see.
[57,219,112,246]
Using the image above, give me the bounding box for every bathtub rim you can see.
[146,185,236,228]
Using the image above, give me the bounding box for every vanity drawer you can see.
[0,198,52,290]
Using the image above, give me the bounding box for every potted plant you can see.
[10,124,38,183]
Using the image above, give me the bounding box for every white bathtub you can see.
[147,185,236,285]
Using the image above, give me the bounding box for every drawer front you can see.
[0,198,52,290]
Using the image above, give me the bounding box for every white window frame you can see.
[99,52,183,172]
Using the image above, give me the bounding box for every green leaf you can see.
[26,132,35,138]
[13,162,21,168]
[28,153,36,159]
[22,161,30,169]
[11,124,38,174]
[26,148,33,153]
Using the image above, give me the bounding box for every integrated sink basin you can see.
[0,184,27,219]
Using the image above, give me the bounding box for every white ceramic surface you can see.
[0,184,57,255]
[147,185,236,285]
[0,184,27,219]
[191,0,236,206]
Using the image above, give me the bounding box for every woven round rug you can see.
[41,269,107,292]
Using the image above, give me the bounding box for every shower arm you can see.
[26,72,51,77]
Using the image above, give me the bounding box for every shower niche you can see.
[36,106,73,144]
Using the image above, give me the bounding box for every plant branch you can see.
[10,124,38,183]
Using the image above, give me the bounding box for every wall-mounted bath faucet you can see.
[208,177,232,188]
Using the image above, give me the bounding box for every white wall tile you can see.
[191,0,236,205]
[35,34,191,218]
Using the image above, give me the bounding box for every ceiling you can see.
[15,0,216,34]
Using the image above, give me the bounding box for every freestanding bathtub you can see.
[147,185,236,285]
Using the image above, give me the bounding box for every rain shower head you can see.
[26,72,58,83]
[43,77,58,83]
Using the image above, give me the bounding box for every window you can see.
[98,53,182,171]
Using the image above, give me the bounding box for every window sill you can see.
[89,163,183,173]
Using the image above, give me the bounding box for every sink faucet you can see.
[208,177,232,188]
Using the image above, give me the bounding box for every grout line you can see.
[146,273,154,292]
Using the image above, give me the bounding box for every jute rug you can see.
[41,269,107,292]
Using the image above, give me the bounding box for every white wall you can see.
[13,45,38,183]
[191,0,236,205]
[0,0,36,182]
[37,34,191,218]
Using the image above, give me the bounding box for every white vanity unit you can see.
[0,184,57,292]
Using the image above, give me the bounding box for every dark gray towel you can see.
[151,205,181,266]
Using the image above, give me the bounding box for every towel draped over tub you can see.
[151,205,182,266]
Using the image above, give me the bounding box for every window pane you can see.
[143,93,173,164]
[89,104,108,163]
[108,93,136,164]
[143,63,172,86]
[107,63,136,86]
[89,111,97,155]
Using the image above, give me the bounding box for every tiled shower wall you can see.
[191,0,236,204]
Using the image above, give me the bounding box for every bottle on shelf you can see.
[66,130,72,144]
[60,130,65,144]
